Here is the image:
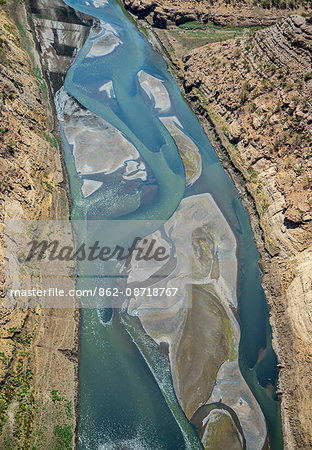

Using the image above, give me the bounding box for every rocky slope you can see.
[184,16,312,231]
[26,0,92,95]
[138,12,312,449]
[0,2,80,447]
[125,0,312,27]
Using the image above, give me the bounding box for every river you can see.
[56,0,283,448]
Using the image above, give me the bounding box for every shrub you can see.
[240,90,249,104]
[7,145,15,155]
[54,425,73,449]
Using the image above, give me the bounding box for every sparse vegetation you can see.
[42,131,58,149]
[54,425,73,449]
[51,390,63,404]
[240,89,249,103]
[33,67,47,97]
[7,143,15,155]
[247,166,258,182]
[13,80,23,88]
[222,126,229,140]
[0,347,35,446]
[42,180,53,192]
[304,72,312,82]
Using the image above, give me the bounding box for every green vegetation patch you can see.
[191,87,208,107]
[54,424,73,449]
[0,319,38,448]
[179,21,221,30]
[51,390,63,404]
[203,411,243,450]
[42,131,58,149]
[172,22,267,51]
[0,355,35,446]
[33,67,48,98]
[179,21,264,32]
[51,390,73,420]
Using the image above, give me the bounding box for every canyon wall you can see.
[0,0,91,447]
[124,0,312,27]
[181,16,312,447]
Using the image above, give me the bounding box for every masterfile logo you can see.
[4,220,193,309]
[25,237,170,264]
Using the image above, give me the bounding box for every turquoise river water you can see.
[59,0,283,448]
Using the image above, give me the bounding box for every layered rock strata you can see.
[152,13,312,449]
[124,0,311,28]
[0,0,92,446]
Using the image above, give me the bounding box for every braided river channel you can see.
[56,0,283,448]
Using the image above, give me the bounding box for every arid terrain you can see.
[181,17,312,449]
[125,0,312,27]
[124,2,312,449]
[1,0,312,446]
[0,2,78,448]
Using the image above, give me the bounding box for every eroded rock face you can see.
[174,15,312,449]
[124,0,305,28]
[124,0,156,19]
[123,5,312,446]
[0,0,94,447]
[183,15,312,230]
[27,0,93,93]
[0,2,79,448]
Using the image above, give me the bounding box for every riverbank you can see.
[123,0,312,28]
[0,1,79,447]
[124,8,312,449]
[45,0,284,446]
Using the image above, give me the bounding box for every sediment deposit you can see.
[127,194,267,448]
[134,10,312,448]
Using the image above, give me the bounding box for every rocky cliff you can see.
[181,17,312,448]
[125,0,312,27]
[132,11,312,449]
[0,1,85,447]
[26,0,92,95]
